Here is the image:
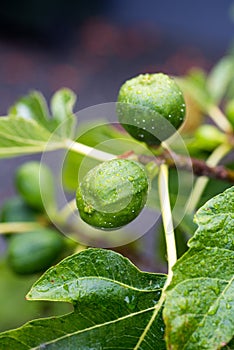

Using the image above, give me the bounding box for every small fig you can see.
[195,125,226,151]
[7,228,65,275]
[15,161,55,212]
[1,196,36,223]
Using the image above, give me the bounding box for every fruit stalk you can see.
[158,164,177,277]
[64,139,115,161]
[65,138,234,184]
[0,222,42,234]
[208,105,232,133]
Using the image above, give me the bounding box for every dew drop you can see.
[63,284,69,292]
[210,282,220,296]
[198,320,205,327]
[223,237,228,244]
[178,298,188,311]
[208,303,219,315]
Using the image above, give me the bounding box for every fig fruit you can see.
[117,73,186,145]
[7,228,64,275]
[76,159,148,229]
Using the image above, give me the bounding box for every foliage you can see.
[0,188,233,349]
[164,187,234,349]
[0,89,76,158]
[0,54,234,349]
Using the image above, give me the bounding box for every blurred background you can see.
[0,0,233,114]
[0,0,234,332]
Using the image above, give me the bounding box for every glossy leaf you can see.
[0,249,167,349]
[164,186,234,350]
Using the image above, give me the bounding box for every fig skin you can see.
[117,73,186,145]
[7,228,65,275]
[76,159,149,229]
[15,161,55,212]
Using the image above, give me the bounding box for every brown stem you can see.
[136,150,234,183]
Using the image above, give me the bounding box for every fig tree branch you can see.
[66,139,234,183]
[137,148,234,183]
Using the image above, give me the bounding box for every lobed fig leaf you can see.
[164,186,234,350]
[0,249,167,349]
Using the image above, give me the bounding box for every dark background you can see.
[0,0,233,114]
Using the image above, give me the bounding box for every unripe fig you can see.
[7,228,64,275]
[1,196,36,223]
[15,161,55,212]
[117,73,186,145]
[76,159,148,229]
[195,125,226,151]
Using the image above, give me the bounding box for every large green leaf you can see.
[0,89,76,157]
[0,249,167,349]
[164,186,234,349]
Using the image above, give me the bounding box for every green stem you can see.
[134,165,176,350]
[64,139,115,162]
[187,143,232,213]
[158,164,177,278]
[208,105,232,133]
[0,222,42,234]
